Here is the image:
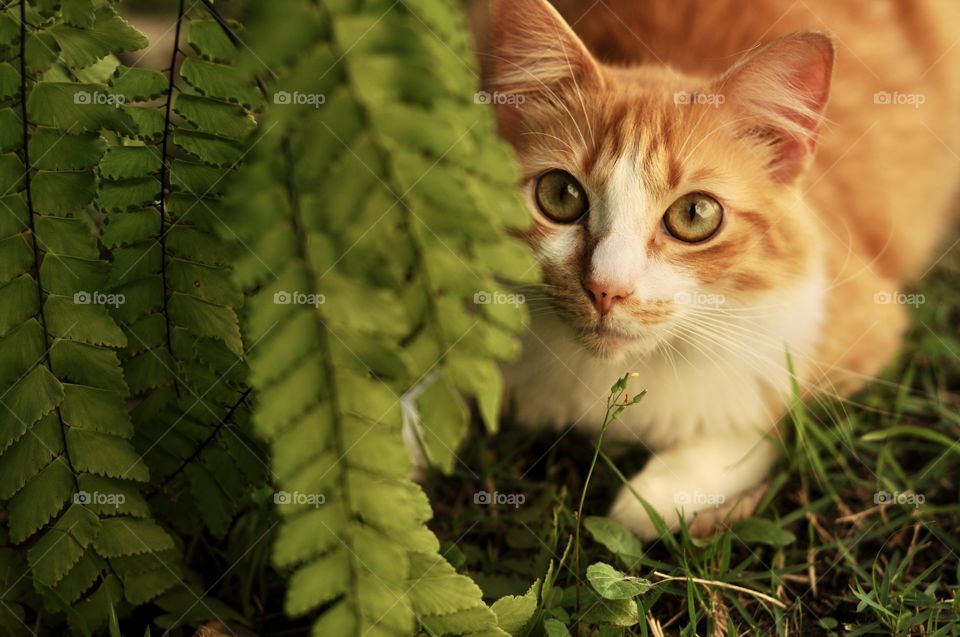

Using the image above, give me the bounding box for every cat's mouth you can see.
[580,322,658,359]
[592,324,638,344]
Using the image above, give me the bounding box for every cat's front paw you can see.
[607,472,685,541]
[608,477,767,541]
[685,483,767,538]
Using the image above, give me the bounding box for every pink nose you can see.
[585,279,632,316]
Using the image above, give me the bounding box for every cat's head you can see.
[486,0,834,360]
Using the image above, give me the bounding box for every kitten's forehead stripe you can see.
[665,155,683,191]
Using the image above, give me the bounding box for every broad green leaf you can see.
[586,562,652,600]
[491,579,540,636]
[584,516,646,569]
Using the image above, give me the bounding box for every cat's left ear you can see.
[716,32,835,183]
[487,0,603,98]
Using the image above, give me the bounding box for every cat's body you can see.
[475,0,960,538]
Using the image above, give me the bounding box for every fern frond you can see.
[0,1,176,631]
[226,0,535,634]
[97,4,265,540]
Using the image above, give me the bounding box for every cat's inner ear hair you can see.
[715,32,835,183]
[487,0,604,98]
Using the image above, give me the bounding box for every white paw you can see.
[608,478,768,541]
[608,478,685,541]
[606,436,778,539]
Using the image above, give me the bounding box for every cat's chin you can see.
[578,325,662,361]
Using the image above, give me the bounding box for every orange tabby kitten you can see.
[477,0,960,538]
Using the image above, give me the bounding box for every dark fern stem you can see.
[144,0,260,502]
[198,0,240,46]
[158,0,186,359]
[198,0,269,97]
[148,387,255,497]
[18,0,79,487]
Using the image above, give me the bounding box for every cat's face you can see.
[489,0,834,360]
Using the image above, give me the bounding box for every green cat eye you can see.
[663,193,723,242]
[535,170,589,223]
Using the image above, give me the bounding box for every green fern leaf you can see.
[47,8,148,68]
[180,58,263,110]
[109,66,167,102]
[187,20,238,64]
[94,10,266,546]
[0,3,183,631]
[224,0,534,633]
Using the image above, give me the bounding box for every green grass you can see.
[425,258,960,636]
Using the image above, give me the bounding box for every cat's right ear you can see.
[715,32,835,183]
[486,0,603,99]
